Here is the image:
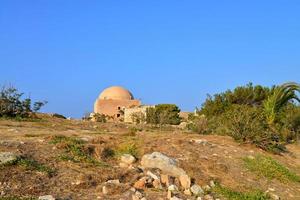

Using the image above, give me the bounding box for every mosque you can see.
[94,86,142,121]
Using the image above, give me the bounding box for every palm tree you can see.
[263,82,300,125]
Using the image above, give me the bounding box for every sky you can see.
[0,1,299,118]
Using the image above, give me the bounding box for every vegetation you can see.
[50,135,109,167]
[213,184,270,200]
[0,197,37,200]
[116,142,140,158]
[243,155,300,183]
[0,85,47,118]
[189,82,300,153]
[146,104,181,125]
[2,157,55,177]
[263,82,300,125]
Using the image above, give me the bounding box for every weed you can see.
[2,157,55,177]
[116,142,140,158]
[50,135,109,167]
[0,197,37,200]
[213,184,270,200]
[243,155,300,183]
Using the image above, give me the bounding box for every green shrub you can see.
[0,85,47,118]
[198,82,300,153]
[146,104,181,125]
[243,155,300,183]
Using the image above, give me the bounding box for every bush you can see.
[187,114,209,134]
[197,83,300,153]
[0,85,47,118]
[146,104,181,125]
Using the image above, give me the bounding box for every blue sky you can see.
[0,1,299,118]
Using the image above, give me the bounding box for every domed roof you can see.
[99,86,134,100]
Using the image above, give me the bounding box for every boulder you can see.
[141,152,186,177]
[0,152,17,165]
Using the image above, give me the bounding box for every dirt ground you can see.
[0,115,300,200]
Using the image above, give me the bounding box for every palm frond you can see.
[263,82,300,124]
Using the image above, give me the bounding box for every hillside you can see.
[0,114,300,200]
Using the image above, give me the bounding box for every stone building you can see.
[94,86,141,119]
[124,105,154,123]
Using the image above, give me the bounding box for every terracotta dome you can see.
[99,86,134,100]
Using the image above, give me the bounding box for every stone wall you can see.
[124,105,153,123]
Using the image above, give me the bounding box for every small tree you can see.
[146,104,181,125]
[0,85,47,118]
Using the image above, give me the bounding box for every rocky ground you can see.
[0,114,300,200]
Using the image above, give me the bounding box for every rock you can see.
[168,184,179,192]
[38,195,55,200]
[161,174,171,186]
[120,162,130,168]
[121,154,136,165]
[204,194,214,200]
[197,197,202,200]
[269,193,280,200]
[167,190,172,199]
[191,139,208,145]
[178,122,187,129]
[141,152,186,177]
[0,152,17,165]
[135,191,143,198]
[102,186,108,194]
[209,180,215,188]
[132,194,139,200]
[152,179,162,189]
[203,185,211,191]
[179,174,191,189]
[146,171,159,180]
[190,184,204,196]
[184,189,192,196]
[106,179,120,184]
[134,177,147,189]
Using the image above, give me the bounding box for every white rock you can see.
[0,152,17,164]
[121,154,136,165]
[102,186,108,194]
[168,184,179,192]
[209,180,215,188]
[38,195,55,200]
[146,171,159,180]
[106,179,120,184]
[190,184,204,196]
[141,152,186,177]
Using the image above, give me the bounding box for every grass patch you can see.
[2,157,55,177]
[213,184,270,200]
[0,197,37,200]
[243,155,300,183]
[50,135,109,167]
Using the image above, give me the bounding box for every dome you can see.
[99,86,134,100]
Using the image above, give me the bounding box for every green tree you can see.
[263,82,300,125]
[146,104,181,125]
